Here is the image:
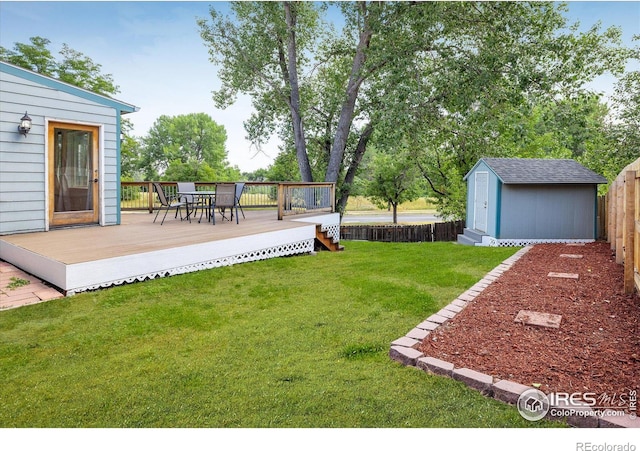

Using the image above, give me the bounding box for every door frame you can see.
[473,171,489,233]
[46,120,102,228]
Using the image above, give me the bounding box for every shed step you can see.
[457,234,479,246]
[462,228,487,242]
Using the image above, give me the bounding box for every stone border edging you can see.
[389,245,639,429]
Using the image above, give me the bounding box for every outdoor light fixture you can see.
[18,111,32,137]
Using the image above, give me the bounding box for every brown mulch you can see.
[419,241,640,413]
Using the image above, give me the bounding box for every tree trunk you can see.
[284,2,313,182]
[336,121,374,214]
[392,202,398,224]
[325,3,374,183]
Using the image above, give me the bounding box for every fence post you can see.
[277,183,285,220]
[615,180,624,264]
[624,171,636,293]
[147,182,154,213]
[608,186,615,248]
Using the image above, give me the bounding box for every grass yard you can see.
[345,195,437,212]
[0,242,561,428]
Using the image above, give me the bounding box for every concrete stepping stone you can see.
[559,254,583,259]
[514,310,562,329]
[548,272,579,280]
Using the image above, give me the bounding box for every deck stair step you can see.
[457,228,487,246]
[315,225,344,252]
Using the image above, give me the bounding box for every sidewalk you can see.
[0,261,64,310]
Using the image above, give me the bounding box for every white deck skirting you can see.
[1,213,340,296]
[478,236,594,247]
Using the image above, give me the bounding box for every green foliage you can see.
[120,119,144,180]
[6,277,30,290]
[198,2,632,219]
[580,36,640,192]
[364,149,423,223]
[265,147,301,182]
[0,242,562,428]
[139,113,233,181]
[0,36,119,96]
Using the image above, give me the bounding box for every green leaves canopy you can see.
[0,36,119,96]
[140,113,233,181]
[198,1,632,217]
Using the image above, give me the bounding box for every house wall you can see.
[499,184,597,239]
[0,70,120,235]
[465,161,500,237]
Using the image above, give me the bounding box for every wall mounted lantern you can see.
[18,111,32,137]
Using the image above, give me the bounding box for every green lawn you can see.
[0,241,561,428]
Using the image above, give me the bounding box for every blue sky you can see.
[1,1,638,172]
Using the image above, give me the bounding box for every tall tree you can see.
[198,1,321,181]
[1,36,119,96]
[140,113,230,181]
[364,147,422,224]
[199,2,630,214]
[580,37,640,186]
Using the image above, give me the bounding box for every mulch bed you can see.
[419,241,640,413]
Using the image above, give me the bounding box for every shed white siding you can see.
[0,69,124,234]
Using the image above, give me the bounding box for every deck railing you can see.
[121,181,336,220]
[276,182,335,220]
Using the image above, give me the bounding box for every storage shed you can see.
[0,61,138,235]
[457,158,607,246]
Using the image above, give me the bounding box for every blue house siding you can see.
[0,62,137,235]
[498,185,597,240]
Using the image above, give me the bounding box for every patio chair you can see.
[210,183,238,225]
[153,182,187,225]
[234,182,246,220]
[177,182,204,221]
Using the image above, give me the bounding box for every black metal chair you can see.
[234,182,246,220]
[211,184,238,225]
[153,182,186,225]
[177,182,204,221]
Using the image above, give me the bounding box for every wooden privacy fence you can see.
[606,156,640,294]
[340,221,465,243]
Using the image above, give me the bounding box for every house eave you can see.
[0,61,139,114]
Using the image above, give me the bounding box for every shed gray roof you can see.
[466,158,608,184]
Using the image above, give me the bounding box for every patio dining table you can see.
[178,190,216,223]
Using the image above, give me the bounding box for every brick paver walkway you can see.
[0,261,64,310]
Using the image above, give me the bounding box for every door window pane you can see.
[54,128,94,212]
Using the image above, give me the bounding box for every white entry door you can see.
[473,172,488,233]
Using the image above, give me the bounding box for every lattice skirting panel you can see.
[479,236,595,247]
[320,222,341,243]
[67,238,315,295]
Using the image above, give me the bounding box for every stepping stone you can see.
[514,310,562,329]
[548,272,579,280]
[559,254,583,259]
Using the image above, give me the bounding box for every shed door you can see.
[48,122,100,227]
[473,171,488,233]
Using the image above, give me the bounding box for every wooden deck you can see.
[0,210,341,295]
